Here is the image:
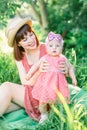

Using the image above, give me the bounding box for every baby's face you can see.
[46,39,63,56]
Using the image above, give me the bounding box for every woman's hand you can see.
[58,61,69,75]
[39,59,50,72]
[39,60,69,74]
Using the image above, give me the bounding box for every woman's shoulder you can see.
[40,42,46,48]
[15,60,23,66]
[39,42,47,57]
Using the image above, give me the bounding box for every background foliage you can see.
[0,49,20,84]
[0,0,87,130]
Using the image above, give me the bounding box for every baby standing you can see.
[26,32,77,123]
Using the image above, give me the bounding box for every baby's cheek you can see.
[58,48,62,53]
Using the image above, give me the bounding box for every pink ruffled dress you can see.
[32,54,70,103]
[22,44,47,121]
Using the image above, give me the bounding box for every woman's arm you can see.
[16,61,40,86]
[26,61,40,80]
[16,58,49,86]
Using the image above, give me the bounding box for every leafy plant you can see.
[0,49,20,84]
[35,89,87,130]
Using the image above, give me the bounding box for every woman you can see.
[0,16,74,121]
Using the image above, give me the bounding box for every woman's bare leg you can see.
[5,102,21,114]
[0,82,25,116]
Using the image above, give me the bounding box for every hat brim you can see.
[6,16,32,47]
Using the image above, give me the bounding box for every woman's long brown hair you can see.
[13,24,40,61]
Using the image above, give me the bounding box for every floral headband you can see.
[46,31,64,45]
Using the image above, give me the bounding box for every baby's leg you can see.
[39,102,48,124]
[39,103,47,114]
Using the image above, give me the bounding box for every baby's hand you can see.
[39,59,50,72]
[72,78,77,86]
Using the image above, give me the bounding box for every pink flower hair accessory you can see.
[46,31,64,45]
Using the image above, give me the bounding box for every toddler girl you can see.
[26,31,77,123]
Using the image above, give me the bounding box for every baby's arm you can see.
[26,61,40,80]
[65,58,77,86]
[26,56,49,80]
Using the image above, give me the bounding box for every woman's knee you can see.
[1,82,11,87]
[0,82,12,97]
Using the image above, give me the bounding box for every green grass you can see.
[35,92,87,130]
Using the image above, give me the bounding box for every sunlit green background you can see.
[0,0,87,129]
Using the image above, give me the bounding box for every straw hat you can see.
[6,16,32,47]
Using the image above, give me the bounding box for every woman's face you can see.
[18,32,37,50]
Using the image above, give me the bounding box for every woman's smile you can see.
[28,41,36,47]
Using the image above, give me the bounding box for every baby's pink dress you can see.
[22,44,47,121]
[32,54,70,103]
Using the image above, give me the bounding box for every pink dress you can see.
[32,54,70,103]
[22,44,47,121]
